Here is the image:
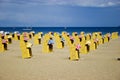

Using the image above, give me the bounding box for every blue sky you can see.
[0,0,120,27]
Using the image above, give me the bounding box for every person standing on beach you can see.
[60,35,65,48]
[76,44,81,58]
[48,38,54,52]
[1,34,8,50]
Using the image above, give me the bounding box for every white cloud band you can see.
[0,0,120,7]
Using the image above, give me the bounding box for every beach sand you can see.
[0,37,120,80]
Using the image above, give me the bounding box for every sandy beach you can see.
[0,37,120,80]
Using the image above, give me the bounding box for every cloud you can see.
[0,0,120,7]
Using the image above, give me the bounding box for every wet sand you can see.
[0,37,120,80]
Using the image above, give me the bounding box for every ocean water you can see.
[0,27,120,35]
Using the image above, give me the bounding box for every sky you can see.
[0,0,120,27]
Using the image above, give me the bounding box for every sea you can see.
[0,27,120,35]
